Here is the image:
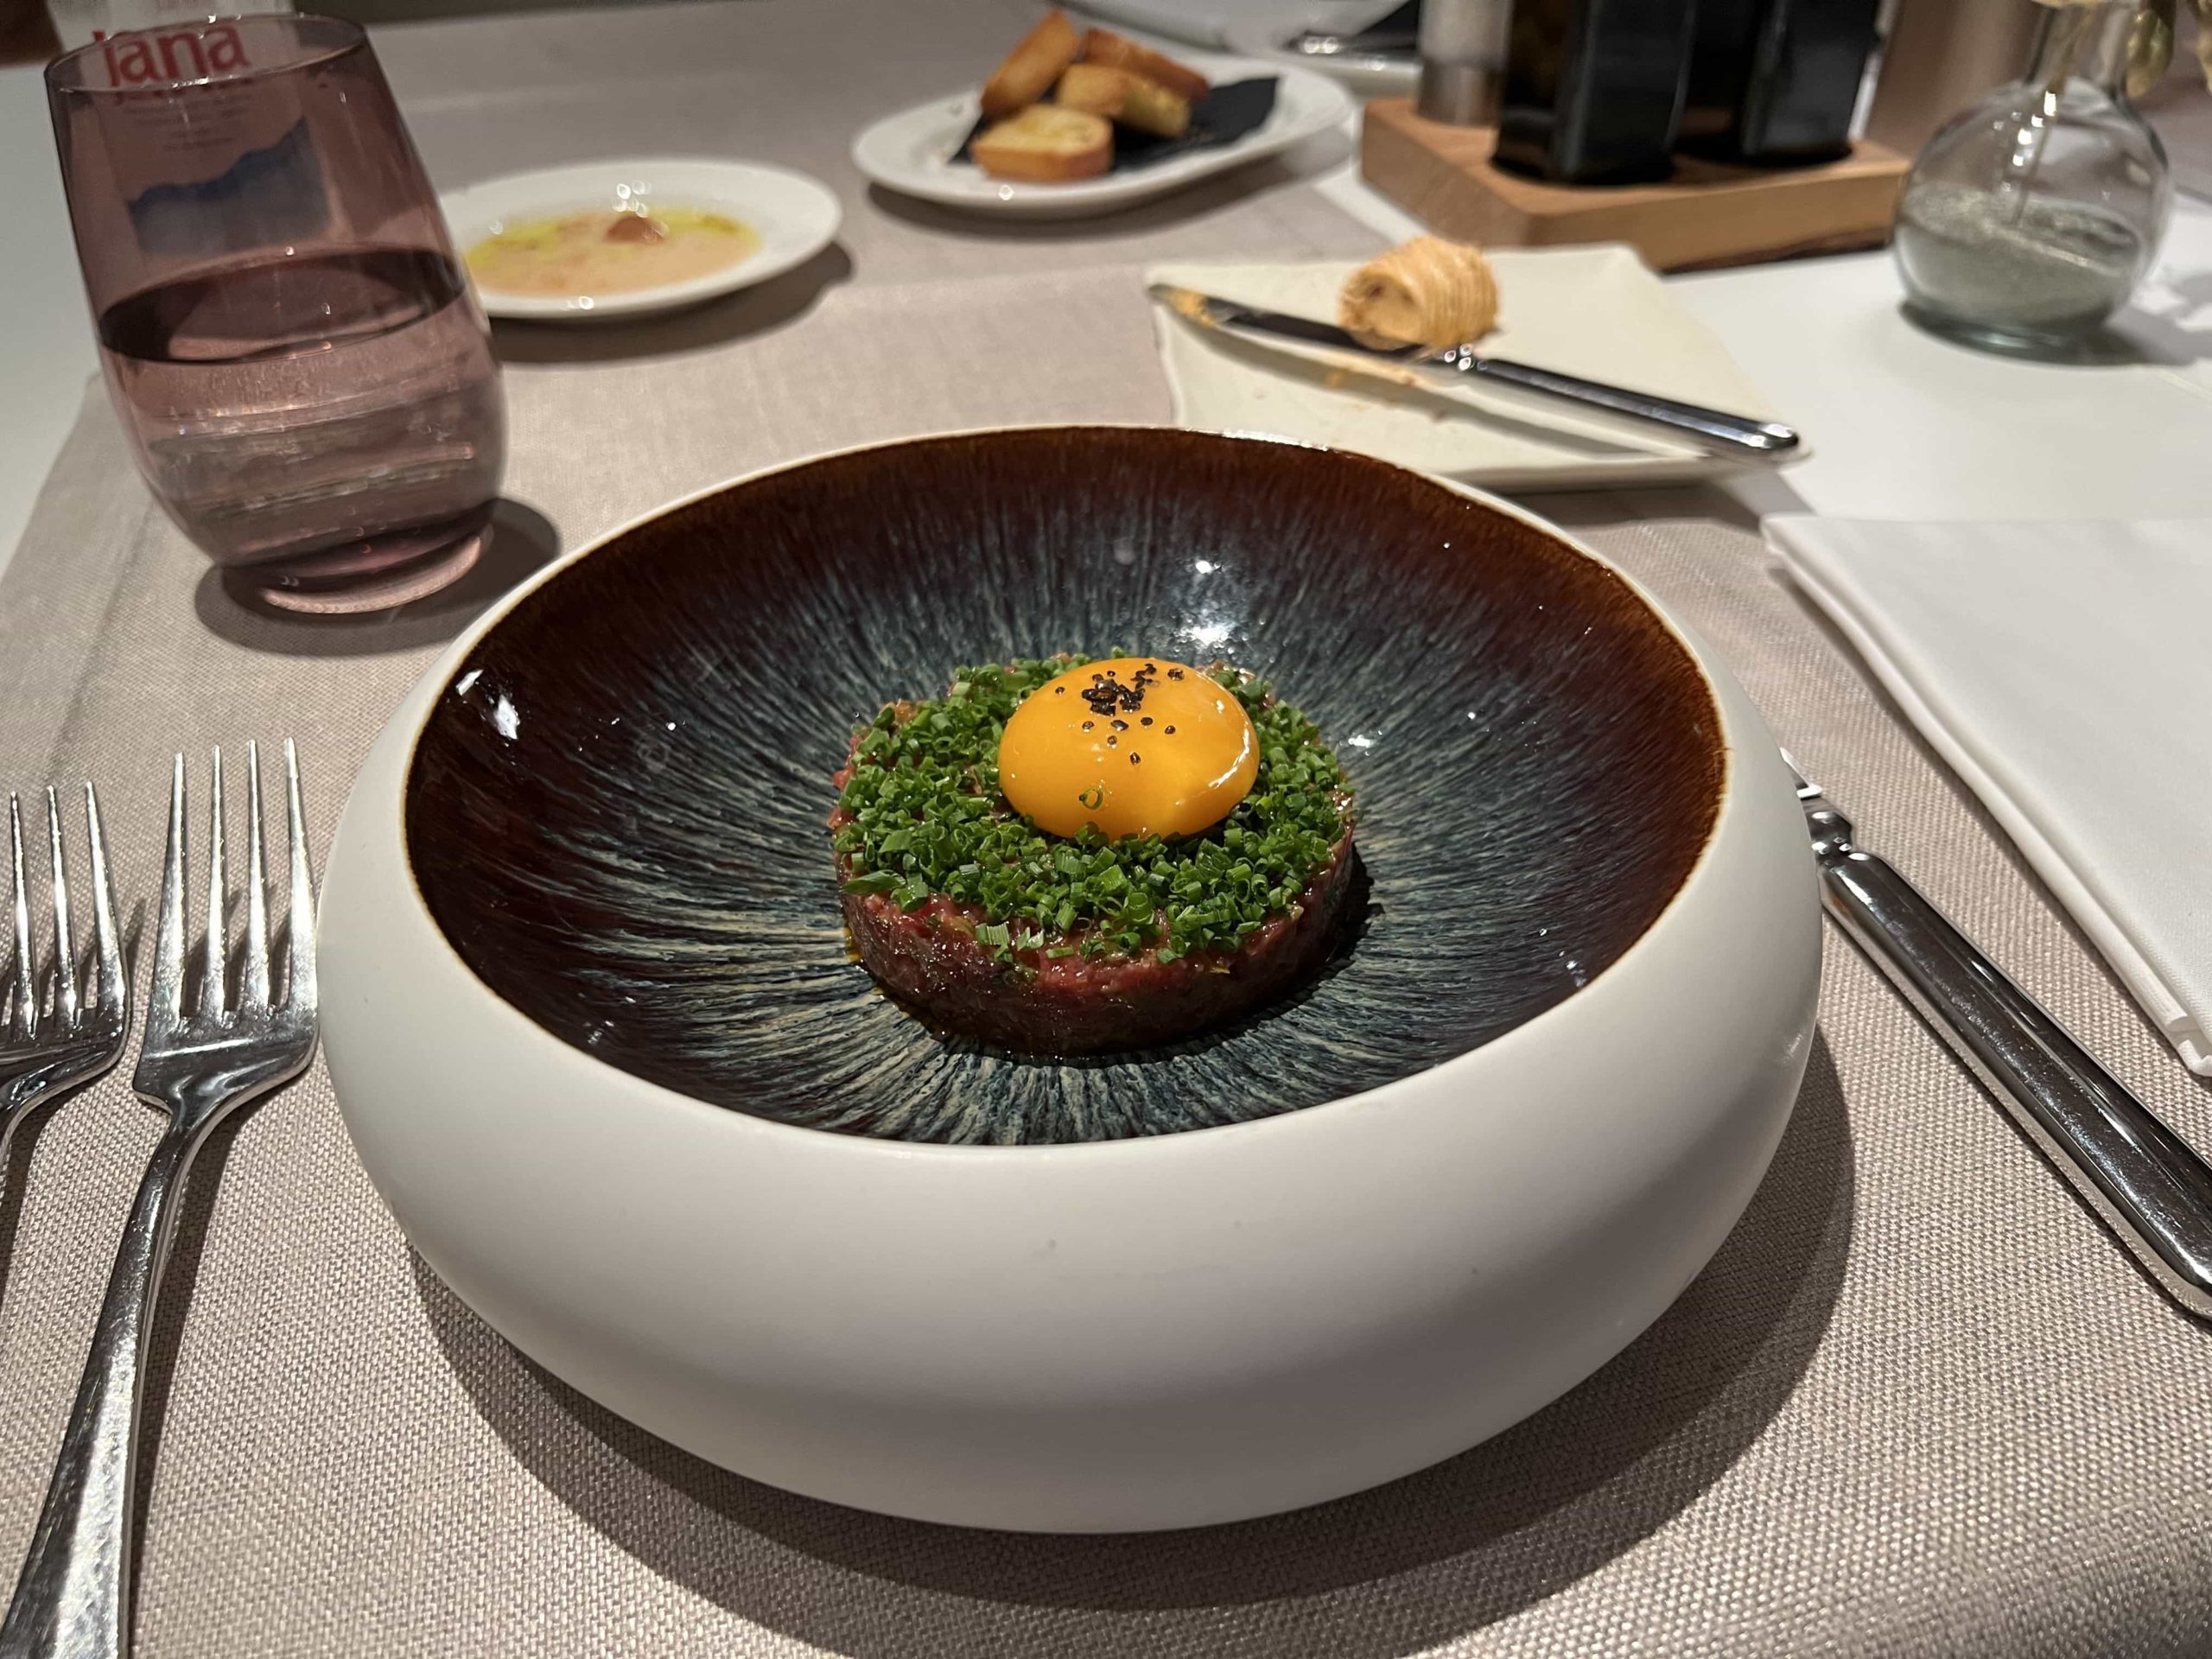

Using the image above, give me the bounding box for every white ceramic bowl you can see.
[320,428,1820,1532]
[439,157,842,322]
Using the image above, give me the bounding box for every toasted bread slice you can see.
[1056,62,1191,138]
[981,10,1082,120]
[1053,62,1128,117]
[1077,27,1210,103]
[972,104,1113,182]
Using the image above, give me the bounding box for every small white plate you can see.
[1219,21,1418,98]
[1150,246,1802,491]
[850,54,1352,220]
[440,158,842,322]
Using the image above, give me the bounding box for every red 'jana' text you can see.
[99,24,250,85]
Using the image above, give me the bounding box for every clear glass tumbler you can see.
[1892,0,2171,354]
[48,15,505,613]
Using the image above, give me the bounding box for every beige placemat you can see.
[372,0,1378,293]
[3,264,2212,1659]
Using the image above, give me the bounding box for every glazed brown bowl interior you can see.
[405,428,1721,1144]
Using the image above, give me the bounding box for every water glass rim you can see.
[46,13,368,98]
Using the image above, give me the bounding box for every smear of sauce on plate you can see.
[465,207,760,297]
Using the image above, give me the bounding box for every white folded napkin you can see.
[1767,515,2212,1077]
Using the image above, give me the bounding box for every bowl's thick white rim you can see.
[364,423,1756,1165]
[439,156,843,322]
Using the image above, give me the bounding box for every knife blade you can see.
[1149,283,1801,460]
[1793,758,2212,1319]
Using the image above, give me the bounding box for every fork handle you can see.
[0,1124,193,1659]
[1816,843,2212,1319]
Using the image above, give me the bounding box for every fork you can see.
[2,786,130,1168]
[0,744,317,1659]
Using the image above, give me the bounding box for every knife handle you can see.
[1813,834,2212,1318]
[1459,355,1801,458]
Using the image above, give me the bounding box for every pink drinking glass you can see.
[48,15,505,613]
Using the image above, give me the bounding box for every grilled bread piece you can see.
[972,104,1113,181]
[981,9,1082,119]
[1056,62,1191,138]
[1077,27,1211,102]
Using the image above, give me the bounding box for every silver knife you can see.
[1150,283,1800,461]
[1290,25,1419,56]
[1796,760,2212,1319]
[1290,29,1418,56]
[1289,0,1420,57]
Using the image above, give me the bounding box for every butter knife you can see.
[1290,0,1421,58]
[1149,283,1800,460]
[1796,762,2212,1319]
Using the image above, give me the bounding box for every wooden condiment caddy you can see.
[1360,97,1909,271]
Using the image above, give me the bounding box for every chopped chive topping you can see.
[830,655,1351,965]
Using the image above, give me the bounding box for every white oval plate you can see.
[850,54,1352,220]
[440,157,842,322]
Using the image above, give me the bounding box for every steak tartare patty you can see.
[830,657,1356,1056]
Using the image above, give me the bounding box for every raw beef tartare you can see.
[830,654,1355,1054]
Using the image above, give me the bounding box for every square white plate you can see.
[850,54,1351,220]
[1150,246,1800,491]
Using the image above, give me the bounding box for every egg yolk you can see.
[998,658,1259,841]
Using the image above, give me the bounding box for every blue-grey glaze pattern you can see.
[406,429,1721,1144]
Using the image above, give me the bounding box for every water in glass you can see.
[97,247,503,585]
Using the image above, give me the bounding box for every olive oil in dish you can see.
[464,207,760,298]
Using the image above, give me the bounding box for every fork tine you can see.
[8,795,33,1043]
[150,754,188,1027]
[46,787,77,1031]
[240,741,270,1011]
[201,748,226,1019]
[85,781,125,1023]
[283,740,316,1015]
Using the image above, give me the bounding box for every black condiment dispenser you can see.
[1680,0,1883,165]
[1492,0,1697,185]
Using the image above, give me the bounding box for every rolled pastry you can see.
[1337,236,1501,349]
